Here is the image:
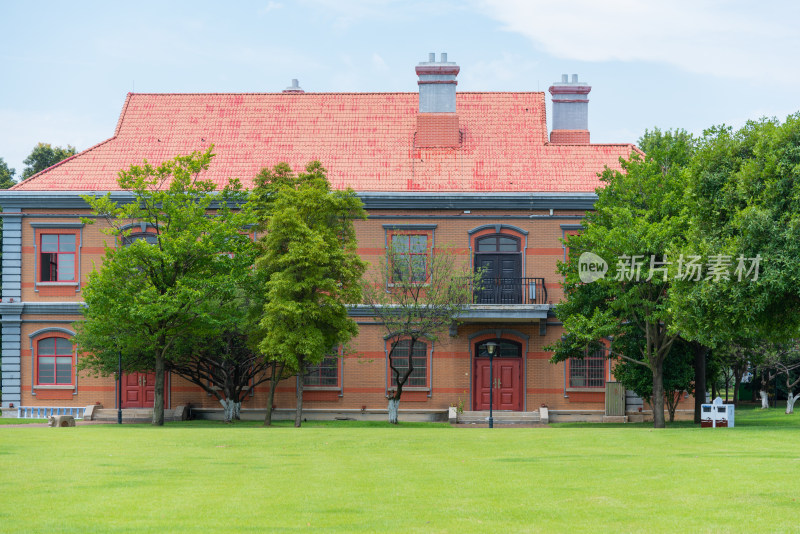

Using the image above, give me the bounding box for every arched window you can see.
[476,234,520,253]
[36,336,74,385]
[122,232,158,246]
[475,339,522,358]
[389,339,427,387]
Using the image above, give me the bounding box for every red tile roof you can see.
[13,92,637,192]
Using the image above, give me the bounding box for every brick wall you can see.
[550,130,590,144]
[12,204,613,413]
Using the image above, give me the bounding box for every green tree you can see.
[672,114,800,343]
[549,129,695,428]
[251,161,367,428]
[21,143,76,179]
[74,147,255,425]
[0,157,16,188]
[167,295,274,423]
[612,330,695,422]
[362,244,478,424]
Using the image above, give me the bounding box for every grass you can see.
[0,418,48,425]
[1,407,798,532]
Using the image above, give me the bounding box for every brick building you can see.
[0,53,639,420]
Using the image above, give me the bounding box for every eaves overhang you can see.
[357,192,598,211]
[0,190,598,212]
[0,302,87,316]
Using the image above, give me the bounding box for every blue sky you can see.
[2,0,799,176]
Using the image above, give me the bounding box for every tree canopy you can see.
[549,129,696,428]
[21,143,76,179]
[671,114,800,344]
[250,161,367,427]
[75,147,255,425]
[0,157,16,188]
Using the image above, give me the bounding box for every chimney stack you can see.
[283,79,305,93]
[548,73,591,144]
[415,52,461,147]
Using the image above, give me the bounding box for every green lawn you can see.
[1,406,797,532]
[0,417,48,425]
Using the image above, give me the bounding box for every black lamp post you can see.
[117,350,122,425]
[486,341,498,428]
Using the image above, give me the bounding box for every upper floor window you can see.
[304,356,340,387]
[391,234,428,282]
[40,233,76,282]
[389,339,428,387]
[36,336,74,385]
[476,234,520,253]
[569,349,605,388]
[122,232,159,246]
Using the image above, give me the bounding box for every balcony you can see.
[347,277,551,324]
[472,277,548,305]
[457,277,550,323]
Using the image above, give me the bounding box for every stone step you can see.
[91,407,188,422]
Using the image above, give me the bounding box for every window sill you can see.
[34,385,75,390]
[37,282,79,287]
[387,283,429,288]
[388,387,430,392]
[566,387,605,393]
[303,386,340,391]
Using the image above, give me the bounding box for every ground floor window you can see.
[37,337,73,385]
[304,356,339,387]
[569,350,605,388]
[390,339,427,387]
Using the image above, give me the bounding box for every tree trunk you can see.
[234,402,241,420]
[711,381,717,402]
[152,355,165,426]
[295,356,305,428]
[693,344,707,424]
[760,390,770,409]
[665,390,680,422]
[388,397,400,424]
[220,398,235,423]
[264,362,283,426]
[651,360,666,429]
[786,393,799,415]
[733,372,743,408]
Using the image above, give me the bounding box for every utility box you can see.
[701,397,735,428]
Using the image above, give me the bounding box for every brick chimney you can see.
[415,52,461,148]
[548,74,591,144]
[283,79,304,93]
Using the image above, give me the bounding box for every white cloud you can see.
[258,1,283,16]
[477,0,800,83]
[372,52,389,71]
[459,52,539,90]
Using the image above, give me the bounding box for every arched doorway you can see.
[474,234,522,304]
[473,339,523,411]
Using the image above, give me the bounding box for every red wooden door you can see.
[473,358,522,411]
[122,371,160,408]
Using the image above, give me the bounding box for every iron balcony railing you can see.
[472,277,548,305]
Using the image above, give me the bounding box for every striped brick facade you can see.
[1,56,638,417]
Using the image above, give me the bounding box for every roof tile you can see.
[14,92,635,192]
